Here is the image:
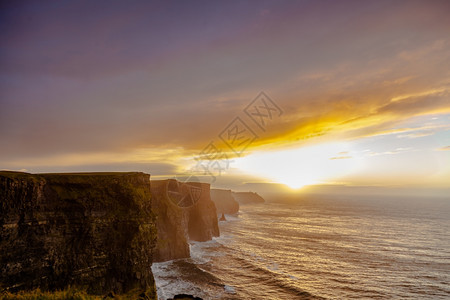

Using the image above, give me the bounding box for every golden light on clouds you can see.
[390,88,447,103]
[1,1,449,190]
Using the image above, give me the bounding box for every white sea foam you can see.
[153,199,450,299]
[222,214,241,222]
[189,239,224,265]
[151,260,206,300]
[223,285,236,294]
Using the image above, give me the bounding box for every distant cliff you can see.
[0,171,157,298]
[151,179,219,262]
[232,192,265,204]
[210,189,239,214]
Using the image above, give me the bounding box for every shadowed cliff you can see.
[210,189,239,214]
[151,179,219,262]
[232,192,265,204]
[0,171,157,298]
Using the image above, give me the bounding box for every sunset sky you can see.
[1,1,449,192]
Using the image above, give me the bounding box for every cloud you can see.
[330,151,352,160]
[368,148,413,157]
[437,146,450,151]
[266,84,450,152]
[377,87,450,115]
[390,87,447,102]
[397,131,434,139]
[259,9,270,17]
[398,39,447,61]
[1,0,450,173]
[330,156,352,160]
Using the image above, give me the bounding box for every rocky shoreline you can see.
[0,171,265,299]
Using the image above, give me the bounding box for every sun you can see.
[276,177,315,190]
[264,170,318,190]
[234,142,356,189]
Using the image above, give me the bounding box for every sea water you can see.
[152,197,450,299]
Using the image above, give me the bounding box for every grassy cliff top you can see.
[0,171,148,177]
[0,171,150,182]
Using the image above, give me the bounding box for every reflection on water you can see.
[153,197,450,299]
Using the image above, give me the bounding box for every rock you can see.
[151,179,219,262]
[0,171,157,298]
[169,294,203,300]
[210,189,239,214]
[232,191,265,204]
[104,291,115,299]
[150,180,189,262]
[186,182,219,242]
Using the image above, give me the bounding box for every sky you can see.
[1,0,450,193]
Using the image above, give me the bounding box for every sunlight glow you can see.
[234,143,360,189]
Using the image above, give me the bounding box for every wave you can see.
[152,259,226,300]
[153,199,450,299]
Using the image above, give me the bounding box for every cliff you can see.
[0,171,157,298]
[232,192,265,204]
[210,189,239,214]
[151,179,219,262]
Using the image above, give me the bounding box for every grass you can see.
[0,288,98,300]
[0,287,156,300]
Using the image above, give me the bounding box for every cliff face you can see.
[151,179,219,262]
[210,189,239,214]
[186,182,219,242]
[0,171,156,298]
[232,192,265,204]
[150,180,189,262]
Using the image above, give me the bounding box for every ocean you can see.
[152,197,450,299]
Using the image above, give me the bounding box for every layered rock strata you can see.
[151,179,219,262]
[0,171,157,298]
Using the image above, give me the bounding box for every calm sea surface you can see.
[152,197,450,299]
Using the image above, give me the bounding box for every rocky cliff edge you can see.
[210,189,239,214]
[0,171,157,298]
[151,179,219,262]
